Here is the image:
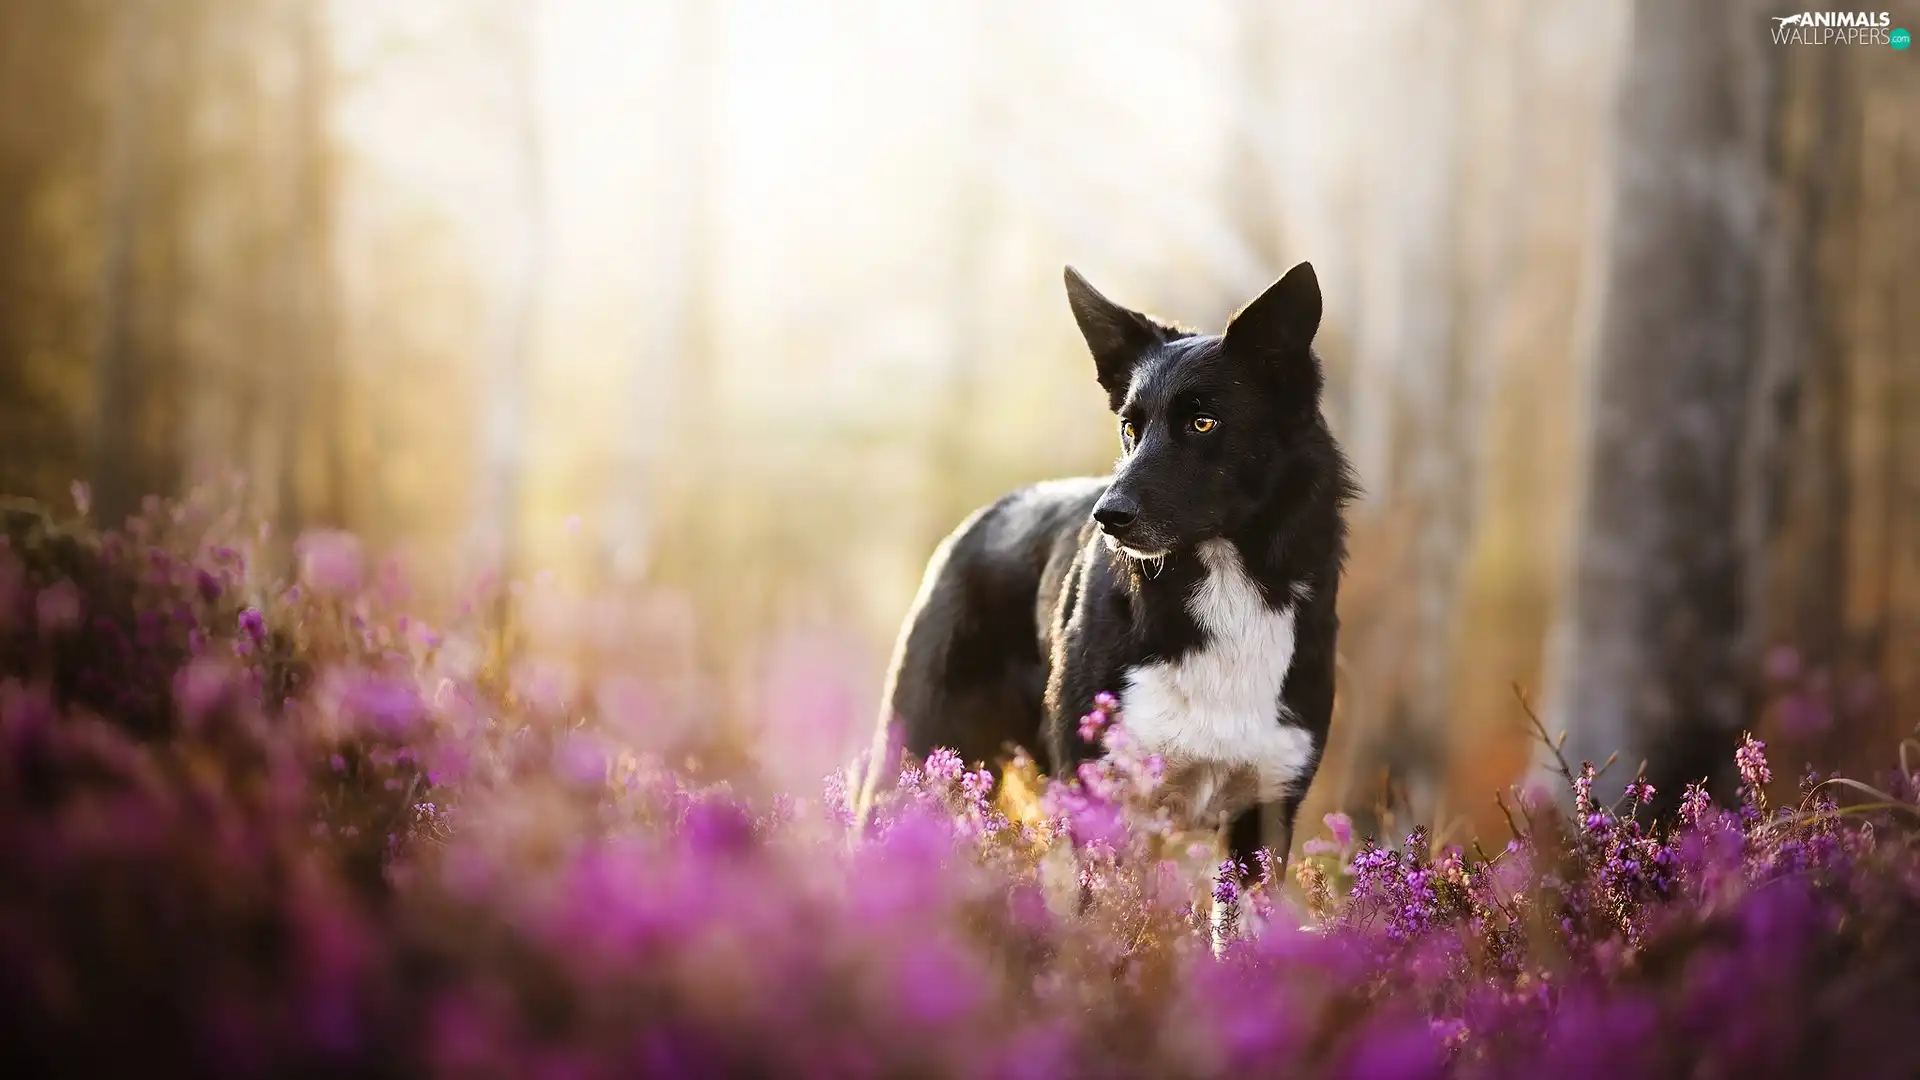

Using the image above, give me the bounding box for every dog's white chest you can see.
[1120,540,1313,822]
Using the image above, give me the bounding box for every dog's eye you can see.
[1120,420,1137,444]
[1190,416,1219,434]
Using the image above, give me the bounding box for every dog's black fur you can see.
[880,262,1355,873]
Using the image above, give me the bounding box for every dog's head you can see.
[1063,263,1324,557]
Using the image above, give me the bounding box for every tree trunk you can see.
[92,0,149,527]
[1386,7,1477,823]
[922,0,999,550]
[280,0,346,532]
[604,0,719,585]
[1221,0,1285,289]
[1547,0,1790,806]
[1339,4,1482,826]
[475,0,547,634]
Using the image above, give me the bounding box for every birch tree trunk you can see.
[1221,0,1285,288]
[604,0,718,585]
[478,9,545,538]
[922,0,999,549]
[475,0,547,641]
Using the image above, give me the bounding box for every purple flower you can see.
[174,659,239,725]
[296,529,363,597]
[35,580,83,635]
[1213,859,1242,907]
[1763,644,1802,682]
[1679,781,1713,826]
[594,674,661,742]
[340,675,424,738]
[1051,789,1124,851]
[1736,732,1772,793]
[922,747,965,785]
[890,939,986,1027]
[553,731,609,788]
[1777,692,1832,739]
[1325,811,1353,847]
[1340,1017,1446,1080]
[27,485,1920,1080]
[512,661,572,718]
[682,800,756,854]
[821,770,855,827]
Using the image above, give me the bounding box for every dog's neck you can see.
[1230,443,1337,587]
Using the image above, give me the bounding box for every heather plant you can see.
[3,492,1919,1078]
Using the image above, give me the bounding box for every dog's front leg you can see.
[1212,800,1298,947]
[1228,799,1298,890]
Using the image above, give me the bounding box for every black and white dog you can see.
[879,262,1355,874]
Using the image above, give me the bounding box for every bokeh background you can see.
[2,0,1915,839]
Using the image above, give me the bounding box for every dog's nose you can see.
[1092,496,1138,533]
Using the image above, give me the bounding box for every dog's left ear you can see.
[1224,261,1321,356]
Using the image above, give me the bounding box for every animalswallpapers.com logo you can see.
[1771,11,1899,45]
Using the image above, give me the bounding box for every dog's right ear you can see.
[1064,267,1163,406]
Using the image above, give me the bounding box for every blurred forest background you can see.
[1,0,1915,836]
